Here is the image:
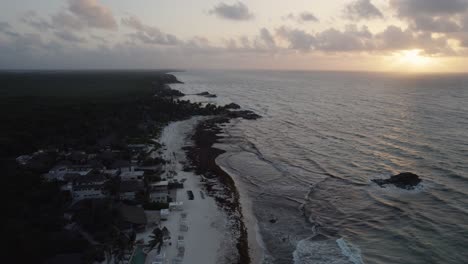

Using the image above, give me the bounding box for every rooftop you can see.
[151,181,169,187]
[120,180,144,193]
[119,204,147,225]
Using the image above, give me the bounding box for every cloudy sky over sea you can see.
[2,0,468,71]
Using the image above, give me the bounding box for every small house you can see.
[118,204,147,231]
[120,167,145,181]
[119,180,144,201]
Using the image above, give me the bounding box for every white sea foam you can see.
[293,236,364,264]
[336,238,364,264]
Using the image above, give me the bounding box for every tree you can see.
[147,228,164,253]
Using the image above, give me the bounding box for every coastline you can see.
[141,117,235,264]
[184,116,252,264]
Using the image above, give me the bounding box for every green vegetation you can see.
[0,71,223,263]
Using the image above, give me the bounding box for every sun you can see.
[396,49,431,67]
[383,49,437,72]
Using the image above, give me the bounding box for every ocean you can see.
[171,70,468,264]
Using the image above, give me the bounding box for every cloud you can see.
[20,1,116,32]
[411,16,461,33]
[122,16,181,45]
[68,0,117,30]
[223,28,277,53]
[20,11,53,31]
[284,11,319,23]
[344,0,383,21]
[390,0,468,17]
[276,27,316,51]
[0,22,19,37]
[375,25,415,50]
[259,28,276,48]
[374,25,452,54]
[51,12,85,31]
[54,30,86,43]
[209,2,254,21]
[315,25,374,51]
[389,0,468,35]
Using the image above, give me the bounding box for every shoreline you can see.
[142,116,234,264]
[184,116,252,264]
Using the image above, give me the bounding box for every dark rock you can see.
[224,103,241,110]
[161,74,184,84]
[196,91,217,98]
[154,84,184,97]
[269,218,277,224]
[372,172,422,190]
[227,110,261,120]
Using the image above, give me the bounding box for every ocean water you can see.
[171,70,468,264]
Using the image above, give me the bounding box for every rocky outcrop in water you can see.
[372,172,422,190]
[224,103,241,110]
[196,91,217,98]
[227,110,261,120]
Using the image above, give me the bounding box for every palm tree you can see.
[147,227,163,253]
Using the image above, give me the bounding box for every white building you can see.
[45,165,93,181]
[120,167,145,181]
[160,209,169,220]
[149,192,168,203]
[72,185,106,200]
[150,181,169,192]
[169,202,183,211]
[149,181,169,203]
[69,174,108,201]
[119,180,144,201]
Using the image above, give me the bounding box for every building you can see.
[160,209,169,221]
[149,192,168,203]
[45,165,93,181]
[120,167,145,181]
[169,202,183,211]
[119,180,144,201]
[70,174,108,200]
[72,184,106,200]
[118,204,147,231]
[149,181,169,203]
[73,174,107,186]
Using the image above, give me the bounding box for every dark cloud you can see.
[0,22,10,31]
[51,12,85,31]
[68,0,118,30]
[375,25,415,50]
[276,27,316,51]
[315,25,374,51]
[389,0,468,33]
[374,25,451,54]
[284,12,319,23]
[122,16,181,45]
[259,28,276,49]
[0,21,18,37]
[299,12,319,22]
[390,0,468,17]
[20,1,116,33]
[344,0,383,21]
[21,11,53,31]
[209,2,254,21]
[411,16,461,33]
[224,28,277,53]
[54,30,86,43]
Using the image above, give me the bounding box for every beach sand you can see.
[140,117,237,264]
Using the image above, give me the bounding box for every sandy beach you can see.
[139,117,238,264]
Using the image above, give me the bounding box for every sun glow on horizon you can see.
[383,49,442,72]
[398,49,431,66]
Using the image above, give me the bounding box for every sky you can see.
[1,0,468,72]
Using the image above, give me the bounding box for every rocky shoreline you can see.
[184,116,252,264]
